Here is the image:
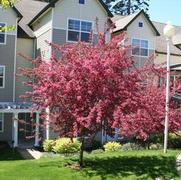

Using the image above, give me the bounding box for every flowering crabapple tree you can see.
[19,33,181,166]
[119,61,181,148]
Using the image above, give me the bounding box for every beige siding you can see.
[16,38,34,102]
[126,13,156,50]
[0,8,17,35]
[53,0,108,33]
[32,9,52,33]
[32,9,52,60]
[123,14,157,68]
[155,53,181,65]
[36,29,51,61]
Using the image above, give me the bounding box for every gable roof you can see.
[112,10,160,36]
[173,34,181,49]
[15,0,48,38]
[28,0,113,26]
[12,7,23,18]
[153,21,181,56]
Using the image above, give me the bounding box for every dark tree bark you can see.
[127,0,131,15]
[79,137,85,168]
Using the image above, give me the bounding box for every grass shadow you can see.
[79,152,179,179]
[0,148,23,161]
[0,142,23,161]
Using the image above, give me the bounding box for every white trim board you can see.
[0,65,5,89]
[34,21,52,38]
[0,113,4,133]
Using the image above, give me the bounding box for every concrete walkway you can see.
[18,148,43,160]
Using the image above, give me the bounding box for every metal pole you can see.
[46,107,50,140]
[164,38,170,154]
[34,112,40,147]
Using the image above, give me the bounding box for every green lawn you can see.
[0,150,180,180]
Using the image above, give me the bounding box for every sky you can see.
[149,0,181,26]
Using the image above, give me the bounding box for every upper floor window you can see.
[138,22,143,28]
[0,66,5,88]
[79,0,85,4]
[0,23,6,44]
[68,19,92,42]
[0,113,4,132]
[132,39,148,57]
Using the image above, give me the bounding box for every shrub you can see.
[148,132,181,149]
[103,142,121,152]
[121,142,144,151]
[91,149,104,154]
[43,140,55,152]
[168,132,181,149]
[53,138,81,154]
[149,143,163,150]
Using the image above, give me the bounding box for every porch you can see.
[0,102,50,148]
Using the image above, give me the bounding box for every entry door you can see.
[18,113,35,141]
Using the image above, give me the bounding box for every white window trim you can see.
[131,38,149,57]
[0,65,5,88]
[0,113,4,133]
[0,22,7,45]
[66,18,94,43]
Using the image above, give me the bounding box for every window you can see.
[0,113,4,132]
[132,39,148,57]
[68,19,92,42]
[79,0,85,4]
[0,23,6,44]
[138,22,143,28]
[0,66,5,88]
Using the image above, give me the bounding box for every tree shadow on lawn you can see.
[0,149,23,161]
[80,155,178,180]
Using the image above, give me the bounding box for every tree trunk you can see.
[128,0,131,15]
[79,137,85,168]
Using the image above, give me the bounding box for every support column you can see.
[13,113,18,148]
[34,112,40,147]
[46,108,50,140]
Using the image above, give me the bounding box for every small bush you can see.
[53,138,81,154]
[149,143,163,150]
[103,142,121,152]
[43,140,55,152]
[91,149,104,154]
[168,132,181,149]
[121,143,144,151]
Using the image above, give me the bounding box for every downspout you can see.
[13,18,18,102]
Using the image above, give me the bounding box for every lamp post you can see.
[163,22,175,153]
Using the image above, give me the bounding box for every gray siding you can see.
[52,29,66,59]
[52,29,99,45]
[0,35,16,102]
[0,114,12,142]
[52,29,66,45]
[16,38,33,102]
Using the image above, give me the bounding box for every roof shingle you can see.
[15,0,48,38]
